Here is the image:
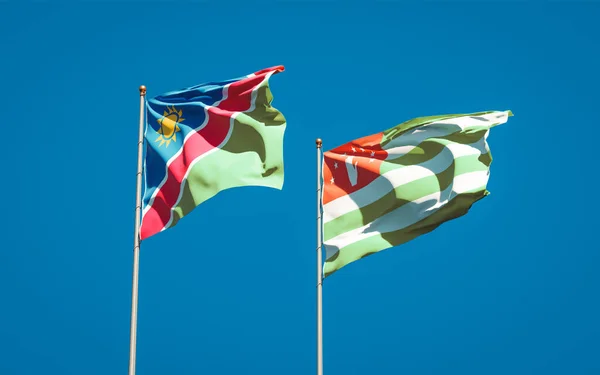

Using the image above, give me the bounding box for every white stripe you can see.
[324,170,489,254]
[382,111,509,158]
[323,137,490,224]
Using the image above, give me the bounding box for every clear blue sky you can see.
[1,1,599,374]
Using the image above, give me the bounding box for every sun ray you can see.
[154,106,183,148]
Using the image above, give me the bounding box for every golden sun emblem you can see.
[155,106,184,147]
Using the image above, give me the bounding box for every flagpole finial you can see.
[316,138,322,148]
[139,85,146,96]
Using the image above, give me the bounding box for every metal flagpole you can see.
[316,138,323,375]
[129,85,146,375]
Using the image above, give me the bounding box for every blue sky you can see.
[1,1,599,374]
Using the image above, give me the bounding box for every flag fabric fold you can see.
[321,110,512,277]
[140,66,286,240]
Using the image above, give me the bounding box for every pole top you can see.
[316,138,322,148]
[139,85,146,96]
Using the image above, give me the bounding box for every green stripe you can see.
[323,152,491,241]
[438,127,489,145]
[168,81,285,228]
[323,190,487,278]
[382,127,489,171]
[384,138,452,166]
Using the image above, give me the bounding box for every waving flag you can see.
[140,66,286,240]
[322,110,512,277]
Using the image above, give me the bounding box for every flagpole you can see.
[128,85,146,375]
[316,138,323,375]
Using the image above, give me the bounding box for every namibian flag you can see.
[140,66,286,240]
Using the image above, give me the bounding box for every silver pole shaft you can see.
[129,85,146,375]
[316,138,323,375]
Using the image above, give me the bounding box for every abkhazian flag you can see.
[322,110,512,277]
[140,66,286,240]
